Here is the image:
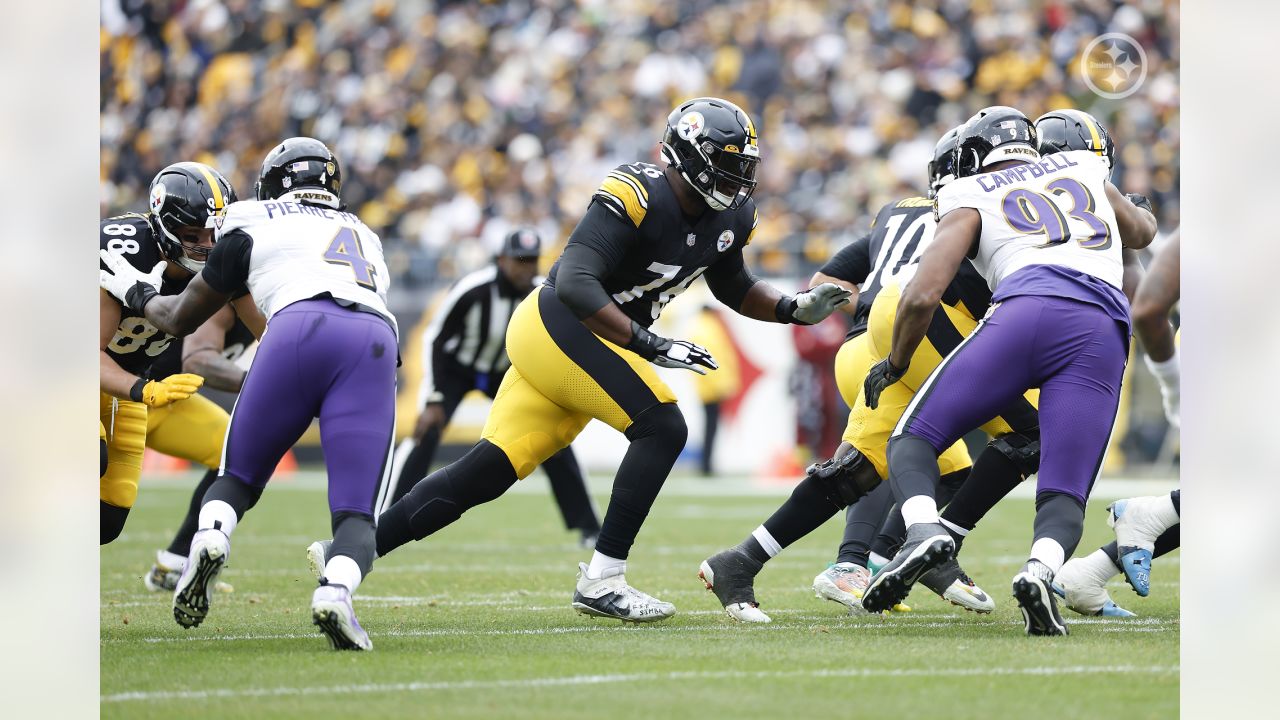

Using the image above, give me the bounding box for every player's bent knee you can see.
[806,448,882,509]
[626,402,688,449]
[990,430,1041,476]
[100,501,130,545]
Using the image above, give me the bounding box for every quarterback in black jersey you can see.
[371,97,851,622]
[99,162,262,546]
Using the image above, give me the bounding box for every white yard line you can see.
[102,664,1180,703]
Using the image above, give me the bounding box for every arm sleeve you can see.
[703,245,758,311]
[201,229,253,298]
[818,233,872,285]
[555,200,638,320]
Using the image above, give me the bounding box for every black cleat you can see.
[698,548,770,623]
[861,523,954,613]
[1012,561,1069,636]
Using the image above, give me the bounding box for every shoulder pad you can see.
[214,200,271,238]
[934,177,987,219]
[593,163,660,228]
[100,213,161,269]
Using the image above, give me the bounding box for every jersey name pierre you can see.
[972,152,1079,192]
[258,200,359,223]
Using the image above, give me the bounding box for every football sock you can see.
[886,433,941,508]
[837,481,894,566]
[756,473,841,555]
[323,555,363,594]
[199,500,239,537]
[1029,537,1066,575]
[167,468,220,556]
[594,403,686,561]
[940,445,1025,531]
[199,474,265,535]
[331,511,376,575]
[1032,491,1086,566]
[900,495,940,528]
[585,551,626,580]
[869,551,891,568]
[376,440,517,557]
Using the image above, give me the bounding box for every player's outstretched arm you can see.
[705,248,850,324]
[181,304,246,393]
[1105,183,1157,250]
[810,272,860,317]
[1132,230,1180,362]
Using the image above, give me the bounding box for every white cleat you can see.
[306,539,332,581]
[1054,554,1135,617]
[813,563,872,615]
[572,563,676,623]
[312,582,372,651]
[172,528,230,629]
[144,550,234,594]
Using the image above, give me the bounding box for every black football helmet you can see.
[660,97,760,211]
[255,137,342,207]
[927,125,963,198]
[953,106,1039,178]
[1034,109,1116,176]
[147,161,237,274]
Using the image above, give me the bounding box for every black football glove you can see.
[1124,193,1153,214]
[863,357,908,410]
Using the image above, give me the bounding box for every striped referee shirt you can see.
[418,265,532,404]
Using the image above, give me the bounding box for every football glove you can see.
[1125,193,1153,214]
[626,321,718,375]
[130,373,205,408]
[863,358,908,410]
[778,283,853,325]
[100,249,163,313]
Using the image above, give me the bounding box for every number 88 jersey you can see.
[99,213,190,376]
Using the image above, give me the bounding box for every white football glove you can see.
[787,282,853,325]
[100,249,164,309]
[651,338,718,375]
[1144,350,1179,429]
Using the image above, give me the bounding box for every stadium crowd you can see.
[101,0,1179,292]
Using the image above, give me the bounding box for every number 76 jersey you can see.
[935,149,1122,292]
[212,193,397,336]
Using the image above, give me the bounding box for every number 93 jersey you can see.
[212,194,396,336]
[100,213,190,376]
[935,150,1122,292]
[549,162,759,327]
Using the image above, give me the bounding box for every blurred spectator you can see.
[101,0,1179,298]
[688,305,742,477]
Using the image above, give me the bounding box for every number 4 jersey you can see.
[100,213,189,376]
[202,191,397,336]
[936,149,1124,294]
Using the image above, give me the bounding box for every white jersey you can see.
[216,190,397,335]
[935,150,1122,291]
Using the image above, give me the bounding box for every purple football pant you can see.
[222,299,397,516]
[895,295,1128,505]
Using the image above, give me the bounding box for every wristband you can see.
[774,296,799,324]
[129,378,148,403]
[624,320,662,360]
[125,282,160,314]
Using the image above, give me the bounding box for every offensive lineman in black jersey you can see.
[368,97,851,622]
[698,127,1042,622]
[99,162,262,545]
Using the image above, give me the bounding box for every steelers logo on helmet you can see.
[149,184,167,214]
[717,229,734,252]
[677,112,706,141]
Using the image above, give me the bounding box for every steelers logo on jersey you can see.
[677,112,706,141]
[717,229,734,252]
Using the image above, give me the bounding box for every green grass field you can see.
[101,471,1178,719]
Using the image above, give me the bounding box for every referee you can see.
[384,228,601,545]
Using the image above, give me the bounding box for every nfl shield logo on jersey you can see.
[717,229,734,252]
[686,233,696,246]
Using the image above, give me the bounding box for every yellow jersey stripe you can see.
[607,171,648,205]
[599,177,646,226]
[193,165,225,209]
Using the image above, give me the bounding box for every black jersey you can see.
[819,197,993,338]
[100,213,193,377]
[545,162,759,327]
[147,314,257,379]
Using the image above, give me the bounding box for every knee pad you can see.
[625,403,688,448]
[990,430,1040,476]
[805,448,883,509]
[101,502,130,545]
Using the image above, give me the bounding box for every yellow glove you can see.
[130,373,205,408]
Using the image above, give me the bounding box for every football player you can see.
[363,97,850,623]
[101,137,396,651]
[858,106,1157,636]
[99,162,254,545]
[698,126,1041,622]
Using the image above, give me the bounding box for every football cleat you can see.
[144,552,235,594]
[813,562,872,615]
[306,539,332,581]
[1053,555,1135,618]
[1107,499,1166,597]
[861,523,954,614]
[572,563,675,623]
[312,582,372,651]
[172,528,230,629]
[919,558,995,614]
[699,549,770,623]
[1012,561,1069,636]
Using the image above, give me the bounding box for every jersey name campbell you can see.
[936,150,1123,291]
[215,194,396,334]
[547,162,758,327]
[100,213,190,376]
